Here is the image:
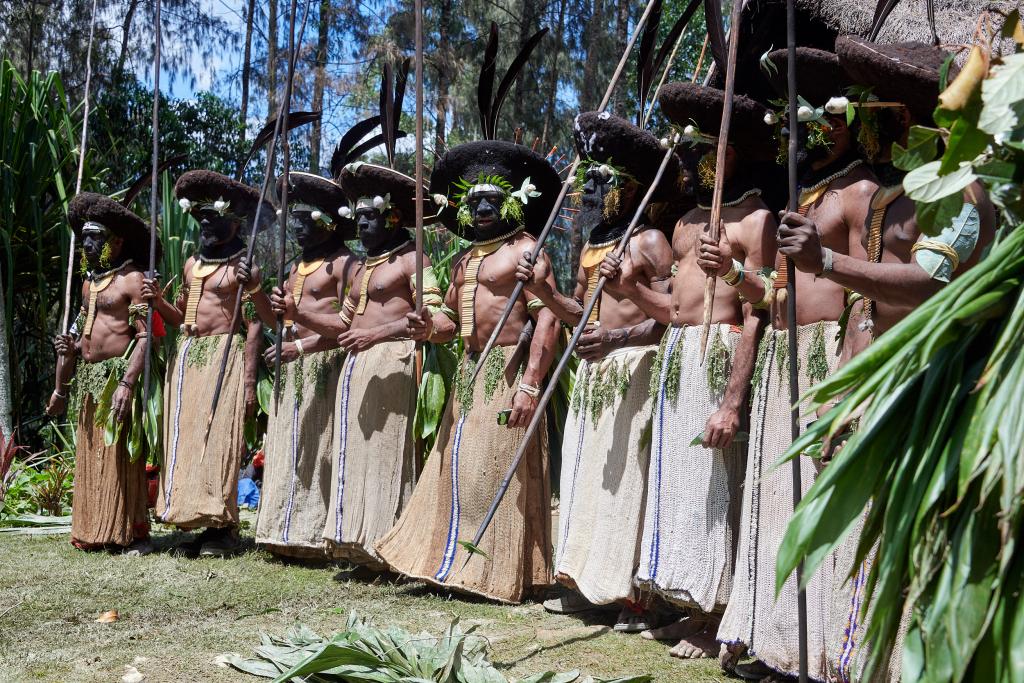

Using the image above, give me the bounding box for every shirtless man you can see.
[273,161,454,568]
[253,172,358,560]
[702,48,879,682]
[142,170,270,557]
[514,111,673,631]
[47,193,158,554]
[376,139,562,604]
[599,83,775,660]
[780,37,995,347]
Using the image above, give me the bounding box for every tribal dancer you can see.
[777,39,995,683]
[514,111,675,630]
[142,171,272,557]
[255,172,358,560]
[705,48,880,681]
[273,161,454,568]
[47,193,161,554]
[602,83,776,658]
[375,137,562,603]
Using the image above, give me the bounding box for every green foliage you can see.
[777,35,1024,682]
[221,614,650,683]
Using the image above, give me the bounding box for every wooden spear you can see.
[463,0,663,388]
[463,138,679,563]
[785,0,809,679]
[272,0,303,401]
[201,0,311,451]
[142,0,163,408]
[697,0,744,358]
[413,0,426,466]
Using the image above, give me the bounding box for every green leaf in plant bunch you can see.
[257,376,273,416]
[891,126,940,172]
[418,371,445,440]
[689,431,748,446]
[978,52,1024,138]
[914,194,965,237]
[904,160,977,204]
[938,117,992,176]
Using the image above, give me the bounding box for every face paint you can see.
[467,188,510,240]
[289,209,333,252]
[196,208,241,250]
[356,207,391,252]
[82,223,111,270]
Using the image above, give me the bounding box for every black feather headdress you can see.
[476,22,549,140]
[235,111,322,181]
[636,0,703,126]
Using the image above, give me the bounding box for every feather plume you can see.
[119,154,187,207]
[237,110,322,179]
[380,63,395,166]
[651,0,702,87]
[637,0,664,126]
[490,27,549,138]
[477,22,500,139]
[703,0,727,77]
[329,116,381,178]
[346,131,408,167]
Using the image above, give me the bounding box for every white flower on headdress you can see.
[598,165,613,180]
[372,194,391,211]
[825,96,850,115]
[796,105,815,122]
[178,198,192,212]
[659,137,670,150]
[764,111,779,125]
[213,198,230,215]
[338,205,353,219]
[311,210,323,221]
[432,193,449,208]
[275,208,283,217]
[682,124,697,137]
[511,177,542,204]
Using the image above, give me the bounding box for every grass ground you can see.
[0,516,731,683]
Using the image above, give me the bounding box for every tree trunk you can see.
[511,0,540,132]
[433,0,452,155]
[239,0,257,159]
[115,0,142,77]
[613,0,629,118]
[540,0,567,147]
[267,0,278,116]
[579,0,605,112]
[26,0,38,76]
[309,0,330,173]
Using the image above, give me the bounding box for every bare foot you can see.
[640,614,707,641]
[719,642,746,674]
[668,626,718,659]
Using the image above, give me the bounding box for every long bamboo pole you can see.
[202,0,311,450]
[697,0,744,358]
[142,0,163,408]
[464,0,662,388]
[786,0,809,680]
[463,139,678,562]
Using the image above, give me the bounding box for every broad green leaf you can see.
[903,161,977,204]
[914,194,965,237]
[257,376,273,415]
[938,117,991,176]
[979,53,1024,137]
[892,126,940,172]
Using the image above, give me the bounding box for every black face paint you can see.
[197,209,241,249]
[468,190,510,240]
[577,168,613,242]
[81,229,109,269]
[289,210,333,257]
[357,206,406,256]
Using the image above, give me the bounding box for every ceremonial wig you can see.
[428,21,559,239]
[571,111,682,218]
[659,81,773,153]
[275,171,357,240]
[69,192,162,267]
[174,170,274,233]
[835,36,955,125]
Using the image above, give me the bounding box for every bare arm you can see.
[516,249,585,326]
[243,318,262,417]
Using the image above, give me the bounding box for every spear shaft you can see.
[414,0,424,315]
[272,0,303,401]
[697,0,743,358]
[143,0,162,409]
[202,0,310,450]
[465,140,678,559]
[465,0,662,387]
[786,0,808,679]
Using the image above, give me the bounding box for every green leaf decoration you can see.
[892,126,940,172]
[457,539,491,560]
[914,194,965,237]
[903,160,977,204]
[938,117,992,176]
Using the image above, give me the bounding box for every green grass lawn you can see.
[0,517,731,682]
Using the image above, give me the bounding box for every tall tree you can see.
[309,0,330,172]
[267,0,278,115]
[540,0,567,146]
[612,0,629,117]
[432,0,453,156]
[240,0,257,156]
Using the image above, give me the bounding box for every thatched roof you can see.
[732,0,1014,104]
[796,0,1016,54]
